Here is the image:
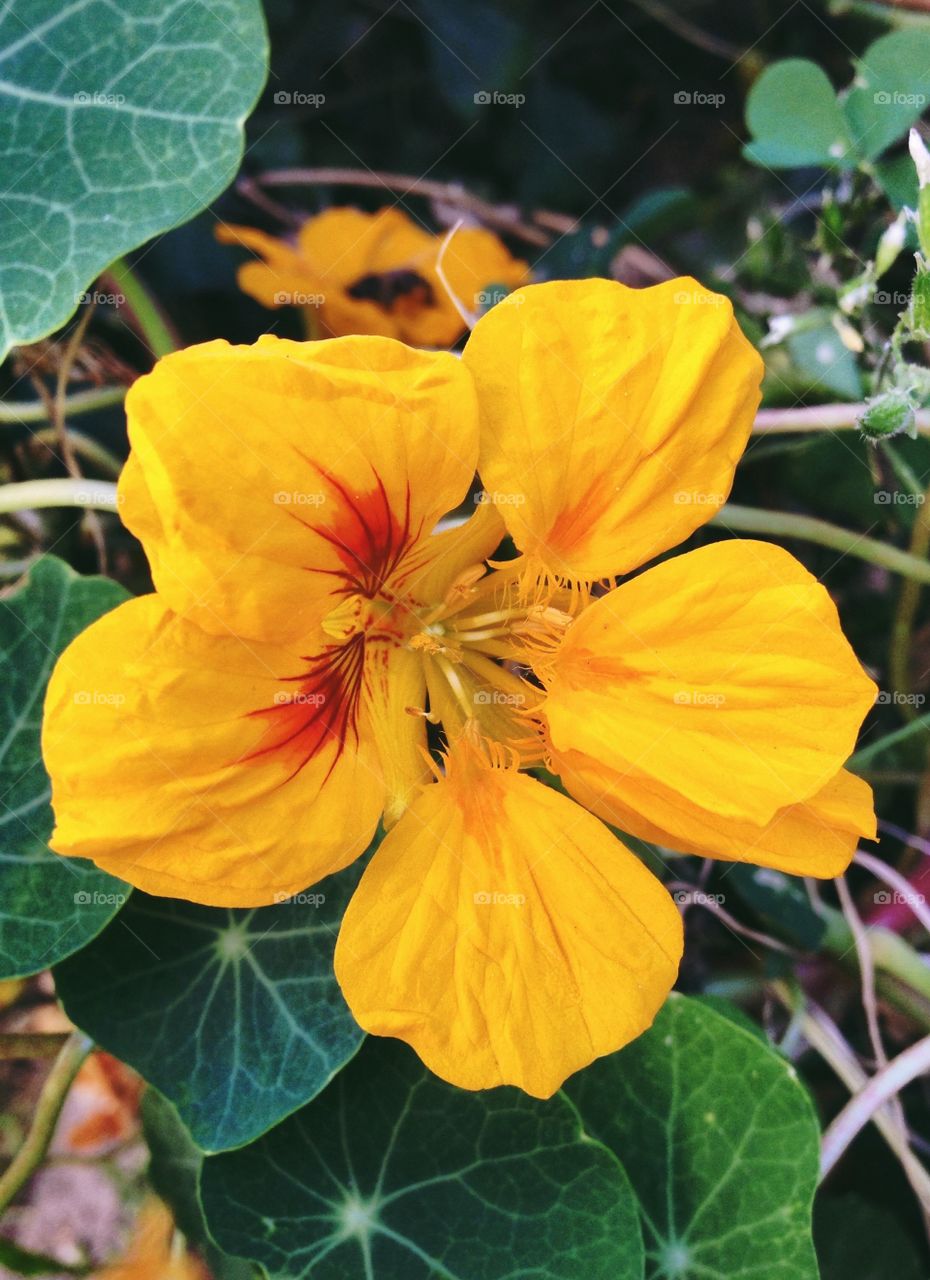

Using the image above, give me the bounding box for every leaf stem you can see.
[0,1032,92,1214]
[714,503,930,582]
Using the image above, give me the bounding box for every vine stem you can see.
[821,1034,930,1177]
[0,1032,92,1214]
[247,168,558,245]
[103,257,178,360]
[0,479,119,514]
[713,504,930,582]
[0,385,125,426]
[769,983,930,1216]
[0,1033,70,1061]
[889,472,930,715]
[27,427,123,478]
[753,404,930,434]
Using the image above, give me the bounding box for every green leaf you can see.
[0,556,128,979]
[0,1238,89,1276]
[815,1194,926,1280]
[564,994,821,1280]
[413,0,525,119]
[725,864,827,951]
[0,0,268,362]
[842,31,930,161]
[875,152,920,214]
[201,1038,645,1280]
[54,864,367,1152]
[785,318,863,400]
[143,1088,257,1280]
[744,60,855,170]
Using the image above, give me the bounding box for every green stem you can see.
[820,903,930,1028]
[850,711,930,770]
[0,385,125,426]
[0,478,119,514]
[754,404,930,434]
[889,474,930,719]
[29,427,123,477]
[104,257,178,359]
[714,504,930,583]
[0,1033,70,1061]
[829,0,930,28]
[0,1032,92,1214]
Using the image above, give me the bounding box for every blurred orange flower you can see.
[92,1199,208,1280]
[216,206,528,345]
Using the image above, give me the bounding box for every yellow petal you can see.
[43,596,383,905]
[335,745,682,1096]
[542,540,876,827]
[436,226,529,315]
[300,207,439,340]
[559,750,874,877]
[463,278,763,580]
[395,499,505,609]
[299,206,431,286]
[215,223,320,309]
[216,222,307,274]
[120,334,480,644]
[365,639,428,826]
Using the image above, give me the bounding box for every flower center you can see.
[403,562,575,761]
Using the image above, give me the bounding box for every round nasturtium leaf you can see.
[842,30,930,163]
[743,59,855,170]
[0,555,129,979]
[54,866,368,1152]
[564,994,822,1280]
[0,0,268,361]
[200,1037,646,1280]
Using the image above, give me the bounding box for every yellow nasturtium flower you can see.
[216,206,528,345]
[42,279,876,1098]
